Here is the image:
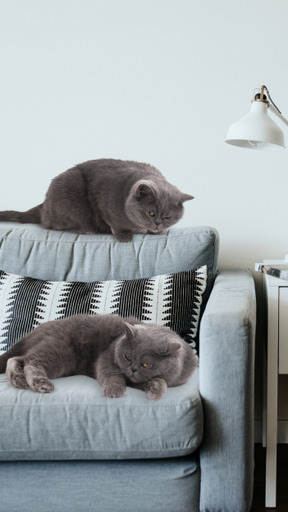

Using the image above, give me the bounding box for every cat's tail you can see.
[0,353,11,373]
[0,204,43,224]
[0,342,26,373]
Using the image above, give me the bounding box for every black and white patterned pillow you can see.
[0,266,207,355]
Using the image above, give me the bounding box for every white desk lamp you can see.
[226,85,288,262]
[225,85,288,150]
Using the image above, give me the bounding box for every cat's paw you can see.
[148,229,166,235]
[146,378,167,401]
[103,382,126,398]
[30,377,54,393]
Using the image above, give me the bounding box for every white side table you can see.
[262,260,288,507]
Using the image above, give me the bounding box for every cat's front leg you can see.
[145,378,167,401]
[96,354,127,397]
[111,228,134,243]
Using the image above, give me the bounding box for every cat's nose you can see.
[131,367,137,374]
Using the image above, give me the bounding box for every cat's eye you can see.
[125,354,132,362]
[148,211,155,217]
[142,363,151,368]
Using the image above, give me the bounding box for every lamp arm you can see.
[269,103,288,127]
[261,84,288,127]
[263,85,282,112]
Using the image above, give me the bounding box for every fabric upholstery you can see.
[0,369,202,461]
[0,223,257,512]
[0,222,219,284]
[199,270,256,512]
[0,456,200,512]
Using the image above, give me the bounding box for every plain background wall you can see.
[1,0,288,429]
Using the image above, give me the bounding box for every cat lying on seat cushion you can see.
[0,314,198,400]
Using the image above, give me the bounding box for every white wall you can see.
[1,0,288,426]
[1,0,288,269]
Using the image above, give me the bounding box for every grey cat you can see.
[0,159,193,242]
[0,314,197,400]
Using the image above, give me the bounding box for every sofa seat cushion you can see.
[0,369,202,461]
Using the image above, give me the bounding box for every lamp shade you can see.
[225,101,285,150]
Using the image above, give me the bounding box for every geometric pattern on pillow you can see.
[0,266,207,355]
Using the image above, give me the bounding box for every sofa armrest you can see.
[199,270,256,512]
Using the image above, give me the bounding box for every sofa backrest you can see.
[0,222,219,285]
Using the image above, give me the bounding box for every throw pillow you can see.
[0,266,207,355]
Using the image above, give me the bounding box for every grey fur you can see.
[0,315,197,400]
[0,159,193,242]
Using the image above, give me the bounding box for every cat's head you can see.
[125,180,193,234]
[114,322,184,384]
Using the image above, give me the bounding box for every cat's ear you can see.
[123,322,135,341]
[180,193,194,203]
[158,341,181,355]
[134,181,155,200]
[167,342,182,354]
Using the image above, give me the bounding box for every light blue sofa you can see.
[0,222,256,512]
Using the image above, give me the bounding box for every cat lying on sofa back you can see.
[0,314,198,401]
[0,159,193,242]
